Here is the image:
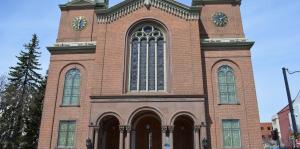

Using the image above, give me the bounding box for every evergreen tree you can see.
[21,75,47,148]
[0,34,43,148]
[0,75,7,102]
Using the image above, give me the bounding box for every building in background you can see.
[261,122,273,148]
[37,0,262,148]
[272,114,282,143]
[273,92,300,149]
[278,105,292,148]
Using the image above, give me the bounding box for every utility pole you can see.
[282,67,298,148]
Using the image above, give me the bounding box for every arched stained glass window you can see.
[128,24,166,92]
[218,65,237,103]
[62,68,81,105]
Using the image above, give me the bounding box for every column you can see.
[119,126,126,149]
[161,126,168,149]
[131,130,136,149]
[168,125,174,149]
[94,127,100,149]
[125,125,131,149]
[194,125,201,149]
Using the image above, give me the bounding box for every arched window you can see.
[62,68,81,105]
[218,65,237,104]
[128,24,166,92]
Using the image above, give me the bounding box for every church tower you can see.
[38,0,262,148]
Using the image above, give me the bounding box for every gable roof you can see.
[278,104,289,114]
[96,0,201,23]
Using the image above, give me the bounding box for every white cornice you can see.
[201,38,251,43]
[201,38,254,49]
[47,41,97,54]
[53,41,97,47]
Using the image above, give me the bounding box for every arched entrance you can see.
[173,115,194,149]
[131,111,162,149]
[98,116,120,149]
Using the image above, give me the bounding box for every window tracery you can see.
[218,65,237,103]
[128,24,166,92]
[62,68,81,105]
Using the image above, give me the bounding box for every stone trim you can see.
[91,94,204,99]
[161,125,168,133]
[125,125,132,132]
[192,0,241,6]
[90,98,205,103]
[167,125,174,132]
[119,125,127,132]
[194,125,201,131]
[201,38,254,50]
[90,95,206,103]
[200,122,207,127]
[96,0,200,23]
[47,41,97,54]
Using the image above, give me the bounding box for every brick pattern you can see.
[260,122,272,140]
[204,50,262,149]
[278,106,292,148]
[38,3,262,149]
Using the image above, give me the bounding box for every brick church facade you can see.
[38,0,262,148]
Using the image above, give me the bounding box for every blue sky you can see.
[0,0,299,122]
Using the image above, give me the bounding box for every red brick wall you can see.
[203,49,262,149]
[38,2,262,149]
[278,106,292,148]
[200,4,245,38]
[260,122,272,140]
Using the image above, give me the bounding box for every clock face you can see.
[212,12,228,27]
[72,16,88,31]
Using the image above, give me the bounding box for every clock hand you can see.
[219,16,225,20]
[79,20,82,28]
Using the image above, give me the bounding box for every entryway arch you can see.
[130,110,162,149]
[97,115,120,149]
[173,115,194,149]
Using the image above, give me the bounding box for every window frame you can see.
[217,65,238,104]
[62,68,81,106]
[127,23,167,93]
[57,120,76,149]
[222,119,241,148]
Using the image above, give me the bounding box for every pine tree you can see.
[0,34,43,148]
[21,75,47,149]
[0,75,7,102]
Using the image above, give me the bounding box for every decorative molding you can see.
[162,126,168,133]
[53,41,96,47]
[91,98,205,103]
[91,94,205,99]
[194,125,201,131]
[167,125,174,132]
[119,125,127,132]
[125,125,132,132]
[201,38,254,50]
[90,95,205,103]
[47,41,97,54]
[200,122,207,127]
[192,0,241,6]
[96,0,200,24]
